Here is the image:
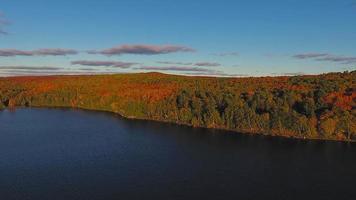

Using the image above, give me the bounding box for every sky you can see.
[0,0,355,77]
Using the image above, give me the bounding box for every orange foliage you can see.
[324,91,356,111]
[115,83,179,103]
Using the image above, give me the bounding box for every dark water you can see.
[0,108,355,200]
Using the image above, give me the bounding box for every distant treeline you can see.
[0,71,355,141]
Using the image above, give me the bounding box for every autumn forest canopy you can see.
[0,71,355,141]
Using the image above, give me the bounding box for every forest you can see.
[0,71,355,141]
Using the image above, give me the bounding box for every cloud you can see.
[351,0,356,7]
[184,72,249,77]
[136,66,246,77]
[214,52,239,57]
[71,60,137,68]
[315,55,356,64]
[0,66,118,77]
[293,53,329,59]
[270,72,307,76]
[156,61,193,65]
[0,66,63,71]
[194,62,221,67]
[281,72,306,76]
[0,66,69,76]
[0,70,99,76]
[135,66,219,73]
[34,49,78,56]
[293,52,356,64]
[88,44,195,56]
[0,49,33,56]
[0,12,9,35]
[77,68,97,71]
[0,66,63,70]
[0,48,78,57]
[157,61,221,67]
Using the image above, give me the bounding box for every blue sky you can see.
[0,0,355,76]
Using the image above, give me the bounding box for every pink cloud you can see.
[157,61,221,67]
[0,48,78,56]
[194,62,221,67]
[88,44,195,56]
[135,66,219,73]
[71,60,137,68]
[293,52,356,64]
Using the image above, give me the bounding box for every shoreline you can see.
[3,106,355,143]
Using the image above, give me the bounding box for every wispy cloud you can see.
[0,66,67,76]
[0,12,9,35]
[0,66,117,77]
[88,44,195,56]
[135,66,218,73]
[351,0,356,7]
[293,53,329,59]
[194,62,221,67]
[71,60,137,68]
[78,68,98,71]
[293,52,356,64]
[0,49,33,56]
[184,72,249,77]
[135,66,246,77]
[0,66,63,70]
[214,52,239,57]
[281,72,305,76]
[315,55,356,64]
[0,70,105,77]
[34,49,78,56]
[0,48,78,57]
[156,61,193,65]
[157,61,221,67]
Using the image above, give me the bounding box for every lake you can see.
[0,108,355,200]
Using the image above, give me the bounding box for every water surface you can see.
[0,108,355,200]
